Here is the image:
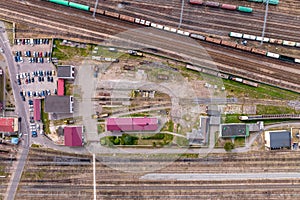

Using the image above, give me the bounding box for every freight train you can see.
[186,64,259,87]
[189,0,253,13]
[229,32,300,64]
[248,0,279,5]
[47,0,299,64]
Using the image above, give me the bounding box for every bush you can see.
[224,142,235,152]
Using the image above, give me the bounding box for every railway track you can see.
[0,0,298,93]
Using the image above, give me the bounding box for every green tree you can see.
[224,142,235,152]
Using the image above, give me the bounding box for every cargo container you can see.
[220,4,237,10]
[221,40,237,48]
[263,0,279,5]
[229,32,243,38]
[205,1,220,7]
[190,33,206,40]
[186,64,202,72]
[205,37,221,44]
[295,43,300,48]
[157,24,164,29]
[248,0,263,2]
[69,2,90,11]
[189,0,203,5]
[49,0,69,6]
[233,77,243,82]
[295,59,300,64]
[237,6,253,13]
[282,40,296,47]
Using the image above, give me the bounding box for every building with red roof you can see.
[106,117,158,132]
[0,117,18,133]
[64,126,83,146]
[33,99,41,121]
[57,79,64,96]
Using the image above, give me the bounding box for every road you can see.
[0,21,30,200]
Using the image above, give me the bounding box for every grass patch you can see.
[234,137,245,147]
[223,114,242,123]
[41,99,50,134]
[223,79,300,100]
[97,124,105,134]
[52,39,93,60]
[162,120,174,132]
[3,22,13,45]
[256,105,300,115]
[65,81,73,95]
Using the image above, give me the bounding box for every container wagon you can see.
[229,32,243,38]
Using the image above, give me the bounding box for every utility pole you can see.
[93,0,99,18]
[261,0,269,45]
[178,0,185,28]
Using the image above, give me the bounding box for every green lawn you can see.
[41,99,50,134]
[223,114,242,123]
[256,105,300,115]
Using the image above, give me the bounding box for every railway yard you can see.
[0,0,300,199]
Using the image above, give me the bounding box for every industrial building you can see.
[33,99,41,121]
[57,79,65,96]
[106,117,158,132]
[0,117,19,136]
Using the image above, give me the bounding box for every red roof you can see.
[106,117,158,132]
[33,99,41,121]
[64,126,82,146]
[0,118,14,132]
[57,79,64,96]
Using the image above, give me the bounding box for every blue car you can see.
[31,131,37,137]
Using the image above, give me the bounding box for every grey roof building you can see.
[265,130,291,150]
[57,65,75,79]
[44,96,74,114]
[220,124,249,138]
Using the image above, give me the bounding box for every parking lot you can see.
[12,38,57,137]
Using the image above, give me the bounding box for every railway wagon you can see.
[243,34,256,40]
[237,6,253,13]
[279,55,295,62]
[221,40,237,48]
[186,64,203,72]
[189,0,203,5]
[90,8,105,15]
[205,1,220,7]
[69,2,90,11]
[229,32,243,38]
[251,48,267,55]
[220,4,237,10]
[242,80,258,87]
[295,59,300,64]
[266,52,280,59]
[217,72,229,79]
[205,37,221,44]
[248,0,263,2]
[120,15,135,23]
[236,44,252,52]
[256,36,270,42]
[190,33,206,40]
[202,68,219,76]
[263,0,279,5]
[282,40,296,47]
[269,38,283,45]
[105,11,120,18]
[49,0,69,6]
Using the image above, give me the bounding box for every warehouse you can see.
[265,130,291,150]
[64,126,83,146]
[44,96,74,114]
[57,65,75,79]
